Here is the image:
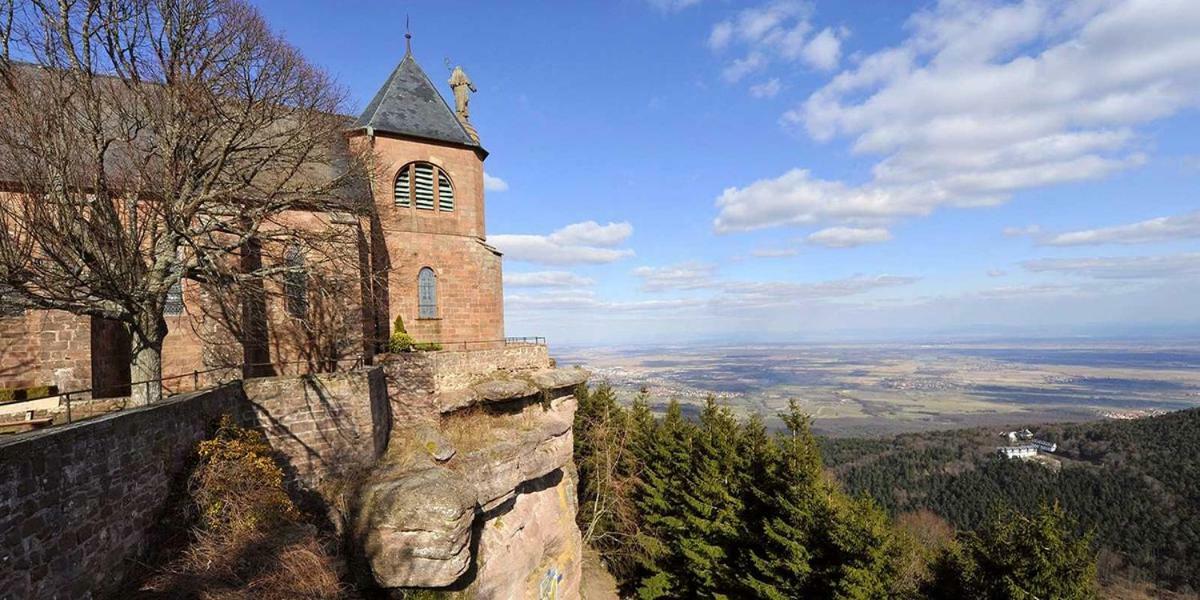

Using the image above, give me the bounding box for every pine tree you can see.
[940,502,1098,600]
[631,400,693,598]
[673,398,744,598]
[740,401,823,598]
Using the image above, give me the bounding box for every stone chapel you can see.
[0,49,506,396]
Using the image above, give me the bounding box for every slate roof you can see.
[355,53,479,148]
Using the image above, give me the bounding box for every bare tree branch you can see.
[0,0,370,402]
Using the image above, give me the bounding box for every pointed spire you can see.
[405,15,413,56]
[355,51,479,148]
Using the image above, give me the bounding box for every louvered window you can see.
[394,162,455,213]
[418,267,437,319]
[393,166,411,207]
[437,171,454,211]
[414,163,435,210]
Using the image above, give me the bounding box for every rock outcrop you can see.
[359,348,587,597]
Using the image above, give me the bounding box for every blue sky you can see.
[251,0,1200,345]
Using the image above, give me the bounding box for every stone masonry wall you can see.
[380,345,551,424]
[0,310,91,393]
[0,368,390,599]
[0,385,245,600]
[241,369,390,490]
[360,131,505,347]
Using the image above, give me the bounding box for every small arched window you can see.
[394,162,454,212]
[164,280,184,316]
[417,267,437,319]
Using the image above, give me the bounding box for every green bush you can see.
[0,385,58,403]
[393,314,407,335]
[413,342,442,352]
[388,332,415,352]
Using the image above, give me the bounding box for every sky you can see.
[249,0,1200,345]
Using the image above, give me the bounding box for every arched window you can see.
[164,280,184,316]
[418,267,437,319]
[394,162,454,212]
[284,246,307,318]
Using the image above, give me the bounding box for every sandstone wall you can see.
[379,344,551,424]
[0,368,391,599]
[0,310,91,393]
[241,369,390,489]
[0,385,245,599]
[356,353,587,599]
[362,130,505,347]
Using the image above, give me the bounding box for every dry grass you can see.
[439,406,509,454]
[142,524,345,599]
[139,416,347,599]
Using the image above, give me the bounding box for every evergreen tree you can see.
[631,400,693,598]
[740,401,823,598]
[940,502,1098,600]
[673,398,744,598]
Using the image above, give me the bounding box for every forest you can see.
[572,384,1098,599]
[820,408,1200,595]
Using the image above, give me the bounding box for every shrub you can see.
[191,415,299,535]
[393,314,407,335]
[388,332,440,353]
[142,415,346,599]
[388,331,416,352]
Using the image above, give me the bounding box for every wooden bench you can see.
[0,417,54,434]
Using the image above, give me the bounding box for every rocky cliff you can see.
[355,347,587,598]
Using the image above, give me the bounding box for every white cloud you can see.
[717,0,1200,233]
[547,221,633,247]
[709,21,734,50]
[483,172,509,192]
[800,26,845,71]
[806,226,892,248]
[713,275,918,310]
[1022,252,1200,280]
[749,78,783,99]
[504,271,595,288]
[709,1,840,87]
[751,247,800,258]
[633,262,719,292]
[491,221,635,266]
[506,289,703,313]
[987,269,1007,277]
[1016,211,1200,246]
[722,53,767,83]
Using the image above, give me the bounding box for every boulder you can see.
[470,468,583,600]
[455,396,576,509]
[470,378,539,403]
[355,465,476,588]
[530,368,590,393]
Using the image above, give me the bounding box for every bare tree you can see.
[0,0,367,402]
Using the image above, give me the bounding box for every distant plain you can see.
[556,341,1200,437]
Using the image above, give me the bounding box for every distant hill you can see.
[820,408,1200,593]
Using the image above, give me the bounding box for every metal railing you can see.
[1,336,547,430]
[0,357,365,427]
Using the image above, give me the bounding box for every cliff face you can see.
[356,347,587,598]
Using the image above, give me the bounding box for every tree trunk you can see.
[129,312,167,405]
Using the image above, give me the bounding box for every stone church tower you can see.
[352,50,504,349]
